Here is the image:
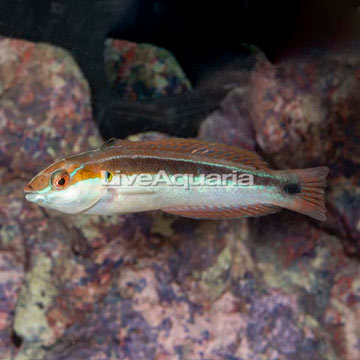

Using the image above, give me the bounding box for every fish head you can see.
[24,159,105,214]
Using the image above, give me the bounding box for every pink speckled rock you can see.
[250,50,360,253]
[250,51,360,168]
[104,39,192,100]
[0,36,101,177]
[1,35,360,360]
[198,85,255,150]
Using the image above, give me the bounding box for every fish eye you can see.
[50,170,70,190]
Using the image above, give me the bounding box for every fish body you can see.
[24,138,329,220]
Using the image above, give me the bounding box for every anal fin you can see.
[161,204,281,219]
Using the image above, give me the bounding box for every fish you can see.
[24,138,329,221]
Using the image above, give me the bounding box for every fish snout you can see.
[24,183,33,192]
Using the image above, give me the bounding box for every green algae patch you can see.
[193,245,232,300]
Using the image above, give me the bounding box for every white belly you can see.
[83,182,277,215]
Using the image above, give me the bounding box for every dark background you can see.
[0,0,358,137]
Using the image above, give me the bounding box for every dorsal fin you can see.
[99,138,133,150]
[106,138,270,170]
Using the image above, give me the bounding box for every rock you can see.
[0,35,100,359]
[198,86,255,150]
[245,213,360,360]
[0,36,100,177]
[99,39,230,140]
[0,178,25,359]
[1,36,360,360]
[104,39,192,100]
[250,49,360,253]
[250,50,360,168]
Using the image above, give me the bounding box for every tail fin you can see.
[276,166,329,221]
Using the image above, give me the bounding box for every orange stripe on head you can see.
[70,166,102,185]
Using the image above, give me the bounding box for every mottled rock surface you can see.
[1,35,360,360]
[104,39,192,100]
[198,86,255,150]
[0,37,99,177]
[0,35,101,360]
[250,50,360,253]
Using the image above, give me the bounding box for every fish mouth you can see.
[24,192,74,212]
[24,189,104,214]
[25,193,45,203]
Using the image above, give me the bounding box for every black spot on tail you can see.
[283,183,301,195]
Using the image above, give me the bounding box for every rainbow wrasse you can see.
[24,138,329,220]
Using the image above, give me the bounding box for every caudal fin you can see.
[277,166,329,221]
